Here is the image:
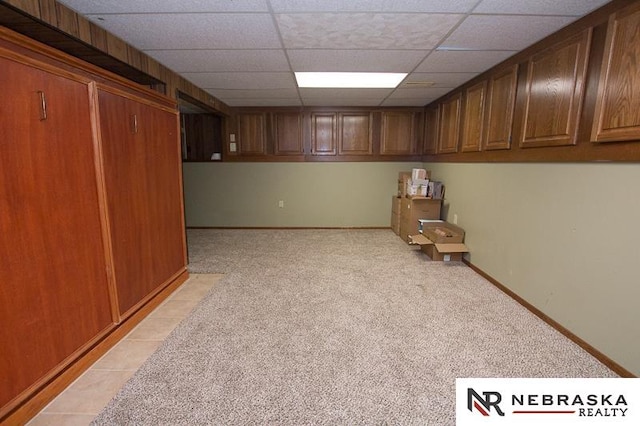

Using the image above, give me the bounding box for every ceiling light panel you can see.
[276,13,463,49]
[296,73,406,88]
[84,14,281,50]
[224,98,303,107]
[302,98,384,107]
[299,88,395,98]
[146,50,290,73]
[442,15,575,51]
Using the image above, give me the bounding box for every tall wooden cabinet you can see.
[0,28,187,422]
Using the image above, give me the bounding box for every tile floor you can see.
[27,273,222,426]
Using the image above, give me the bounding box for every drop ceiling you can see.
[57,0,611,108]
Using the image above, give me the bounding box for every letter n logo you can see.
[467,388,505,416]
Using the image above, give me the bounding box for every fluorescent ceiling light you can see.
[295,72,407,88]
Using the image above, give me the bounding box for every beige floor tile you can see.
[91,340,161,371]
[148,298,199,319]
[187,273,224,287]
[43,370,134,414]
[126,316,183,340]
[27,413,95,426]
[170,281,213,301]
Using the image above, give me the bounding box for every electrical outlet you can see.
[453,214,458,224]
[230,133,236,142]
[278,200,284,208]
[230,142,237,152]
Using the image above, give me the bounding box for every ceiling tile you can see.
[442,15,575,51]
[270,0,478,13]
[182,72,296,90]
[404,72,478,88]
[85,14,281,50]
[473,0,610,16]
[415,50,516,73]
[225,98,303,107]
[276,13,463,49]
[206,89,300,99]
[388,87,452,99]
[146,49,290,73]
[59,0,269,13]
[381,98,431,107]
[287,49,427,72]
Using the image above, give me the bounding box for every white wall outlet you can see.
[230,142,237,152]
[278,200,284,208]
[453,214,458,224]
[230,133,236,142]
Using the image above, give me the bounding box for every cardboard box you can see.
[399,198,441,242]
[391,196,401,215]
[409,221,469,261]
[398,172,411,197]
[406,181,428,197]
[391,196,401,235]
[412,168,427,180]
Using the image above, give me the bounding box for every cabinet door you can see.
[97,89,186,317]
[423,105,439,154]
[484,65,518,150]
[274,112,303,155]
[521,30,591,148]
[381,111,416,155]
[237,113,267,155]
[0,58,113,409]
[461,81,487,152]
[592,2,640,143]
[311,112,337,155]
[438,93,461,154]
[339,112,372,155]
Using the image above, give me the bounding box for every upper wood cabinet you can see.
[381,110,418,155]
[592,2,640,143]
[461,81,487,152]
[483,64,518,150]
[236,112,267,155]
[311,112,337,155]
[274,112,304,155]
[520,29,592,148]
[438,92,462,154]
[338,112,373,155]
[423,105,439,154]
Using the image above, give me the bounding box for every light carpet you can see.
[92,229,616,425]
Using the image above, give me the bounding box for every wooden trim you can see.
[462,259,635,378]
[1,270,189,425]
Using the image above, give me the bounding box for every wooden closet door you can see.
[0,57,113,409]
[97,89,186,317]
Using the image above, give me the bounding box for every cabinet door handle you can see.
[38,91,47,121]
[131,114,138,134]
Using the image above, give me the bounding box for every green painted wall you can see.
[426,162,640,376]
[182,162,422,227]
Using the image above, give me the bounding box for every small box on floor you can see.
[409,220,469,262]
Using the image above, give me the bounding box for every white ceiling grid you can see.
[58,0,611,107]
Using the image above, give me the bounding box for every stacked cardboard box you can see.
[399,196,441,243]
[409,220,469,261]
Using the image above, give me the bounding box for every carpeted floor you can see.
[92,229,616,425]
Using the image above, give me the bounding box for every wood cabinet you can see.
[381,110,420,155]
[311,112,337,155]
[274,112,303,155]
[592,1,640,143]
[338,112,373,155]
[520,29,591,148]
[461,81,487,152]
[97,87,187,318]
[438,92,462,154]
[0,28,187,422]
[0,54,113,415]
[484,64,518,150]
[423,105,439,154]
[236,112,267,155]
